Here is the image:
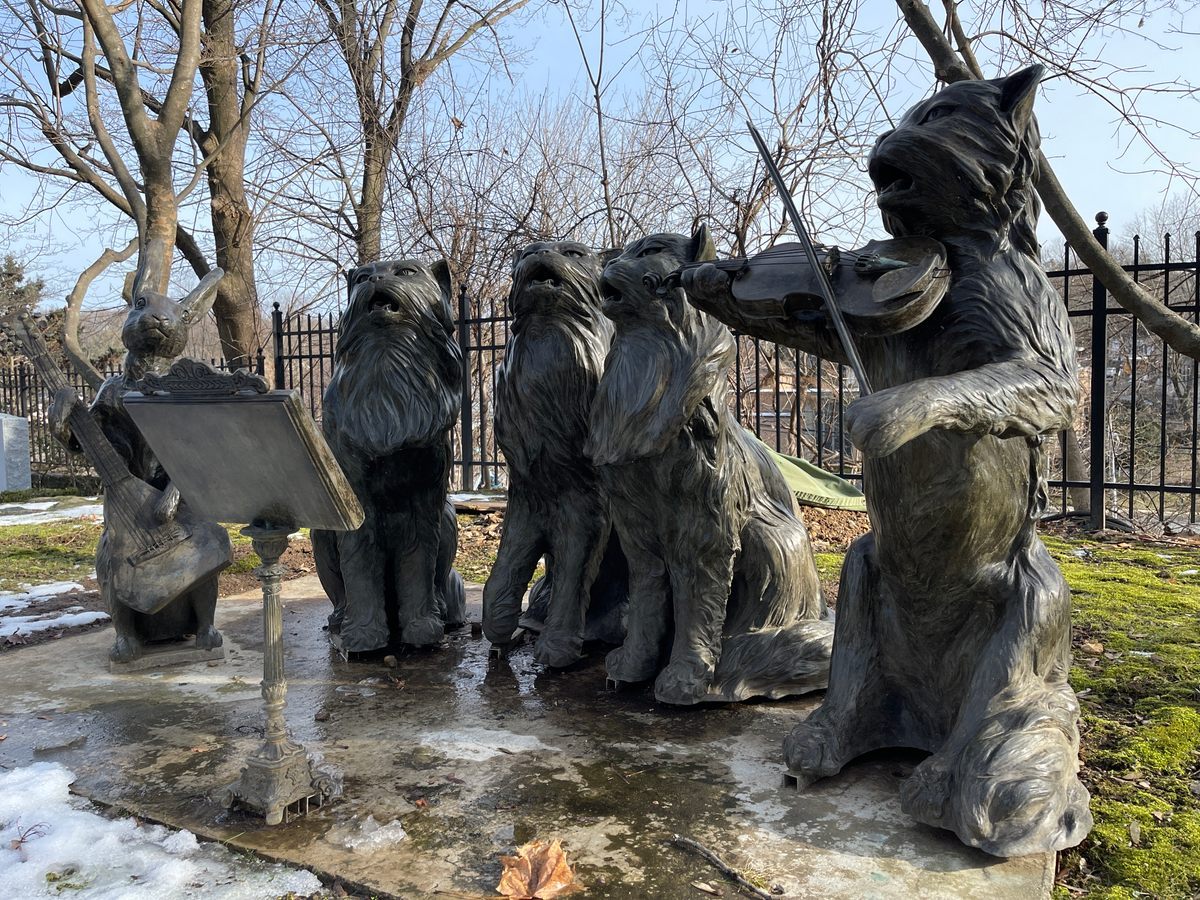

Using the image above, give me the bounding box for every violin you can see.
[665,235,950,338]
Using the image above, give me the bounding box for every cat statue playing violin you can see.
[683,66,1091,857]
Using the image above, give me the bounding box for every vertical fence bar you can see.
[1129,235,1140,519]
[271,302,285,390]
[1089,213,1109,529]
[1159,232,1172,520]
[457,286,474,492]
[1192,230,1200,523]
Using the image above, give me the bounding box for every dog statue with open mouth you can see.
[312,258,466,652]
[483,240,628,667]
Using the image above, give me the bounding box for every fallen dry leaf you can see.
[691,881,722,896]
[497,839,582,898]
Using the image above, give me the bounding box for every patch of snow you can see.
[1,583,100,636]
[0,593,30,614]
[0,762,325,899]
[0,503,104,527]
[0,501,57,511]
[0,608,109,638]
[26,581,86,599]
[1180,569,1199,576]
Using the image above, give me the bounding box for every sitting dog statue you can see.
[49,267,232,663]
[483,240,628,666]
[683,67,1091,857]
[584,227,832,705]
[312,259,466,652]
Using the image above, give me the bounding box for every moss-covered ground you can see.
[1042,534,1200,899]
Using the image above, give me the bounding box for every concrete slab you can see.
[108,641,225,673]
[0,576,1053,899]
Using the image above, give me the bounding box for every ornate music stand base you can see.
[224,746,340,826]
[225,520,340,825]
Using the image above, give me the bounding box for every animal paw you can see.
[401,616,444,647]
[605,644,660,685]
[194,625,223,651]
[783,718,847,784]
[653,658,715,706]
[533,631,584,669]
[900,756,952,823]
[845,386,935,457]
[109,634,143,663]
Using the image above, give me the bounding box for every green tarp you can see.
[751,433,867,511]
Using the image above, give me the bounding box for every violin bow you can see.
[746,121,873,395]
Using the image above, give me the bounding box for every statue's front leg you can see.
[845,360,1077,458]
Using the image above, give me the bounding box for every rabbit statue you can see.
[50,269,233,664]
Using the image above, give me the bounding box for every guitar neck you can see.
[8,320,131,488]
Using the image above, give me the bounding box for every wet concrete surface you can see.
[0,576,1053,899]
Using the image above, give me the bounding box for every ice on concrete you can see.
[0,762,326,899]
[331,815,408,853]
[417,726,553,762]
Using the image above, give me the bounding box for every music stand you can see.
[125,359,364,825]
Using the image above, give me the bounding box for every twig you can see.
[668,834,776,899]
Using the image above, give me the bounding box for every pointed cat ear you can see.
[999,65,1044,132]
[687,224,717,263]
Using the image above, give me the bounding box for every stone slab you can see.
[108,642,225,673]
[0,413,31,491]
[0,576,1054,899]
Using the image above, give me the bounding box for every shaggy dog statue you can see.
[312,259,466,652]
[483,240,628,666]
[683,66,1091,857]
[584,227,832,705]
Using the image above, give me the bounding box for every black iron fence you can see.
[4,219,1198,529]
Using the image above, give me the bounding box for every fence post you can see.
[271,302,285,390]
[457,285,474,492]
[1089,212,1110,530]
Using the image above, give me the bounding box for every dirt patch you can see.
[800,507,871,551]
[218,539,316,596]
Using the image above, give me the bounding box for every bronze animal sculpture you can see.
[585,227,832,705]
[483,241,628,666]
[312,259,466,652]
[47,270,232,663]
[683,66,1091,857]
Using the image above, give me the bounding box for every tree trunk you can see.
[199,0,260,368]
[358,124,389,265]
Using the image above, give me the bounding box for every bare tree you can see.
[308,0,533,265]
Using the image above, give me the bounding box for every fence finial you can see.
[1095,211,1109,227]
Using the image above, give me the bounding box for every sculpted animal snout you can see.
[369,292,402,313]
